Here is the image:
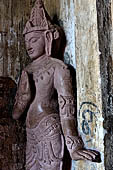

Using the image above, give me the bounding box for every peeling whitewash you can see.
[74,0,105,169]
[59,0,76,68]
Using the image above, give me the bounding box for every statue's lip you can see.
[28,50,34,54]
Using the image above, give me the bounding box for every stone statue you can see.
[12,0,101,169]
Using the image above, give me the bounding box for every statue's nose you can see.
[26,43,32,51]
[27,47,33,51]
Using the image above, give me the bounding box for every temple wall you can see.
[0,0,113,170]
[75,0,113,170]
[74,0,104,169]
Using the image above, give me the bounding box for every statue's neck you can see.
[32,54,51,65]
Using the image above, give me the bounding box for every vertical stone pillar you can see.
[74,0,113,170]
[74,0,104,170]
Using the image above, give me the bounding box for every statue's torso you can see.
[25,56,62,128]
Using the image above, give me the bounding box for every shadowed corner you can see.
[63,144,72,170]
[52,14,67,61]
[92,151,101,163]
[0,77,17,119]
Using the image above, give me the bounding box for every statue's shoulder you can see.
[50,58,68,70]
[50,58,71,79]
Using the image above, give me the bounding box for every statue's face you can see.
[25,31,45,60]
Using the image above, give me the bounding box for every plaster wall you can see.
[74,0,113,170]
[74,0,105,169]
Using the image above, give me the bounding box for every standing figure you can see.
[12,0,101,170]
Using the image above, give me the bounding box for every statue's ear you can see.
[53,29,60,40]
[45,31,53,56]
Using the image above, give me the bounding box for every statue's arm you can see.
[12,70,31,120]
[54,64,101,162]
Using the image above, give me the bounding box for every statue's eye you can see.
[31,38,39,43]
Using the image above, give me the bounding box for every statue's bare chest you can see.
[33,63,55,93]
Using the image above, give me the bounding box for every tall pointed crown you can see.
[23,0,55,35]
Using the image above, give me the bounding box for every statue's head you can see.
[23,0,61,60]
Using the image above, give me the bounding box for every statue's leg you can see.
[26,132,64,170]
[40,162,63,170]
[26,114,65,170]
[36,133,64,170]
[35,114,65,170]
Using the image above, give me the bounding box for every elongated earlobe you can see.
[45,31,53,56]
[53,29,60,40]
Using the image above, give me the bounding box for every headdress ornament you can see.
[23,0,55,35]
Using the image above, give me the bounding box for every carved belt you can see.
[26,113,62,143]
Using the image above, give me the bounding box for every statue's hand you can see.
[12,70,31,120]
[71,149,101,162]
[18,70,31,95]
[65,135,101,163]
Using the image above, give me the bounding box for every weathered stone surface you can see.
[0,0,32,80]
[0,119,26,170]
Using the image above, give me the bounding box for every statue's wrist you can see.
[65,135,84,154]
